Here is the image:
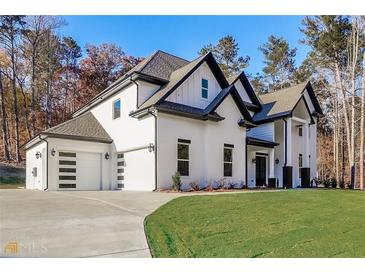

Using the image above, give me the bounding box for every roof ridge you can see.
[156,49,190,63]
[261,81,308,96]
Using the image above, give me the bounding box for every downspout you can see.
[148,108,158,191]
[38,135,49,191]
[245,128,251,187]
[283,118,287,167]
[131,76,139,109]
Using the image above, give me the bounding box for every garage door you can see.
[58,151,101,190]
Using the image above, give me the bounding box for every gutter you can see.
[38,134,49,191]
[148,108,158,191]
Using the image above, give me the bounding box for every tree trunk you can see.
[10,30,21,162]
[334,63,352,185]
[360,53,365,190]
[0,70,11,160]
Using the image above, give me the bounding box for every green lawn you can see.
[145,190,365,258]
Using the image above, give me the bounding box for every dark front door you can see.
[256,156,266,187]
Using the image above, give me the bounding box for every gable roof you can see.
[72,50,189,117]
[138,52,229,110]
[43,112,112,143]
[228,71,262,111]
[127,50,190,81]
[252,81,322,123]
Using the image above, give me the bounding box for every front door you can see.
[256,156,266,187]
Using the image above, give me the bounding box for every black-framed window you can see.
[201,78,208,99]
[177,141,190,176]
[299,154,303,178]
[298,126,303,137]
[223,146,233,177]
[113,99,121,119]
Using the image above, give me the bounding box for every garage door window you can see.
[116,153,125,189]
[58,151,77,188]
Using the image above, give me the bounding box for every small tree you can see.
[171,171,181,191]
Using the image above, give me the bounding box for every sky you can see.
[60,16,310,76]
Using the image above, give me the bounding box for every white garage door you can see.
[58,151,101,190]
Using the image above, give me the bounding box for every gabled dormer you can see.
[228,71,262,113]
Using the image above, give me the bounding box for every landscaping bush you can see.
[323,179,331,188]
[210,180,221,190]
[171,171,181,191]
[197,180,208,190]
[330,178,337,188]
[339,181,345,189]
[232,181,244,189]
[189,181,200,191]
[179,182,192,192]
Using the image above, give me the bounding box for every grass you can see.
[145,189,365,258]
[0,175,25,189]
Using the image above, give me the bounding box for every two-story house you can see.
[24,50,322,191]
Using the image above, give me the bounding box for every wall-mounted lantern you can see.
[51,148,56,156]
[105,152,110,160]
[148,143,155,153]
[275,158,280,164]
[252,158,256,164]
[35,151,41,159]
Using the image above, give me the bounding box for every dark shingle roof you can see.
[43,112,112,143]
[127,50,189,81]
[138,53,208,109]
[253,82,309,123]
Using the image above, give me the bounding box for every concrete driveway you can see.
[0,190,179,258]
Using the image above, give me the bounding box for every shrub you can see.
[210,180,221,190]
[339,181,345,189]
[323,179,331,188]
[180,182,192,192]
[171,171,181,191]
[189,181,200,191]
[232,181,244,189]
[330,178,337,188]
[198,180,208,190]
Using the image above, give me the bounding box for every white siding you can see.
[157,95,246,189]
[91,84,156,191]
[247,122,274,141]
[26,141,47,190]
[274,120,284,187]
[309,119,317,180]
[137,81,161,107]
[234,80,252,103]
[166,62,222,109]
[303,88,315,114]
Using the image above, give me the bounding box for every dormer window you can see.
[201,79,208,99]
[113,99,121,119]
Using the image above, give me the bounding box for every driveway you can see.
[0,190,179,258]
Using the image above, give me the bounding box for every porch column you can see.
[269,148,275,178]
[303,123,310,167]
[301,123,311,187]
[283,118,293,188]
[268,148,277,188]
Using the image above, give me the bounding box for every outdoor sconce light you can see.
[148,143,155,152]
[275,158,280,164]
[252,158,256,164]
[51,148,56,156]
[35,151,41,159]
[105,152,110,160]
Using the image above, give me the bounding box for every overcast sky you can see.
[61,16,310,76]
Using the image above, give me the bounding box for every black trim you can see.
[224,143,234,148]
[178,138,191,144]
[304,82,323,115]
[289,95,315,124]
[154,53,229,106]
[256,152,268,156]
[237,71,262,110]
[246,137,279,148]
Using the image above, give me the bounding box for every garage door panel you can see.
[58,151,101,191]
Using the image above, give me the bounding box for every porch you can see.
[246,137,279,188]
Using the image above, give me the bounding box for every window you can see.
[177,139,190,176]
[201,78,208,99]
[299,154,303,178]
[113,99,121,119]
[298,126,303,137]
[58,151,77,186]
[116,153,125,188]
[224,144,233,177]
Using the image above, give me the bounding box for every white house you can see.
[24,50,323,191]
